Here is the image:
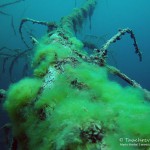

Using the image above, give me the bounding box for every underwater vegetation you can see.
[1,0,150,149]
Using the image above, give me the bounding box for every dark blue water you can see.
[0,0,150,149]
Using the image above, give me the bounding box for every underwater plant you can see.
[2,0,150,150]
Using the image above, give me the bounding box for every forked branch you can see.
[96,28,142,65]
[19,18,57,47]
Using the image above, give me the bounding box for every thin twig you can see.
[0,11,11,16]
[2,57,8,73]
[0,47,21,54]
[11,16,16,36]
[0,47,11,52]
[0,13,16,36]
[0,0,24,8]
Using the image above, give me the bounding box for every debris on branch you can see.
[86,28,142,67]
[99,28,142,62]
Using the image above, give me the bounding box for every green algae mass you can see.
[4,61,150,150]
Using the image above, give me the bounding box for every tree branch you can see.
[97,28,142,64]
[19,18,57,48]
[60,0,97,36]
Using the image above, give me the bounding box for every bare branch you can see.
[106,65,141,88]
[106,65,150,101]
[99,28,142,62]
[19,18,57,47]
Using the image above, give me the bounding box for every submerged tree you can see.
[3,0,150,150]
